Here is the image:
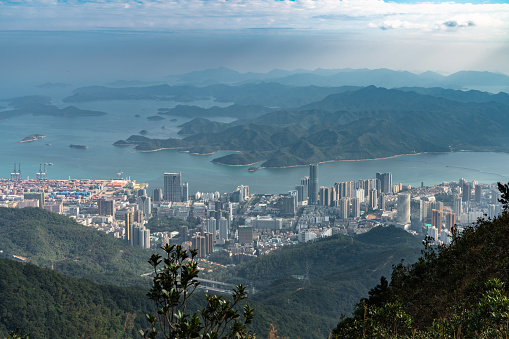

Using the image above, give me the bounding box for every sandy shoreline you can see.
[129,145,453,168]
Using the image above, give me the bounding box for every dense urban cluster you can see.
[0,164,503,259]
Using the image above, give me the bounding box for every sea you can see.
[2,85,509,195]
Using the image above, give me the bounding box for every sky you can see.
[1,0,509,85]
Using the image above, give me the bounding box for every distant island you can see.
[70,144,88,149]
[17,134,45,143]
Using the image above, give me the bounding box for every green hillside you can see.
[0,207,152,286]
[0,259,154,339]
[332,206,509,337]
[207,226,423,337]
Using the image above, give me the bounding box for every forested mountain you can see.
[207,226,423,336]
[114,86,509,167]
[332,208,509,338]
[0,259,154,338]
[0,207,152,286]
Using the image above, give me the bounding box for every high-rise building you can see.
[191,233,207,258]
[238,226,253,244]
[309,164,319,205]
[376,172,392,194]
[205,232,214,255]
[369,188,378,210]
[378,193,386,211]
[295,184,308,202]
[283,193,297,215]
[445,212,456,232]
[137,195,151,217]
[125,212,134,245]
[432,209,443,233]
[462,182,471,202]
[475,185,482,203]
[340,197,349,219]
[98,198,115,216]
[163,173,182,202]
[181,225,189,242]
[23,192,44,208]
[397,193,411,224]
[453,196,463,215]
[218,217,228,241]
[182,182,189,202]
[319,186,335,206]
[207,218,216,237]
[351,197,361,218]
[133,226,151,249]
[152,188,163,202]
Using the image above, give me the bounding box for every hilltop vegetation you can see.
[332,207,509,337]
[0,259,154,338]
[208,226,423,337]
[0,207,152,286]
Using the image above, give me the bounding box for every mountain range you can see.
[113,85,509,167]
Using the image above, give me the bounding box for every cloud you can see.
[0,0,507,42]
[443,20,475,28]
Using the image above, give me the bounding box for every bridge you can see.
[196,278,235,294]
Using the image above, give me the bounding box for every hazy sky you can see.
[1,0,509,84]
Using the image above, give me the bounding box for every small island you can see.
[147,115,165,121]
[70,144,88,149]
[18,134,46,143]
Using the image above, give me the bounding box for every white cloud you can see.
[0,0,508,43]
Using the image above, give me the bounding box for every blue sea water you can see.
[1,90,509,194]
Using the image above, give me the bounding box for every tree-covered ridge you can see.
[332,205,509,337]
[0,258,154,339]
[114,86,509,167]
[0,207,152,286]
[205,226,422,336]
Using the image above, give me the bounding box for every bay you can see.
[1,96,509,195]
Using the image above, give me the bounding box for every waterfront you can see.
[2,93,509,194]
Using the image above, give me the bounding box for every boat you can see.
[69,144,88,149]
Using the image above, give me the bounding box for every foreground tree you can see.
[141,244,254,339]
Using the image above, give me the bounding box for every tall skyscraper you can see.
[218,217,228,241]
[163,173,182,202]
[453,196,463,215]
[445,212,456,232]
[369,188,378,210]
[376,172,393,194]
[137,195,151,217]
[462,182,471,202]
[98,198,115,216]
[152,188,163,202]
[475,185,482,203]
[207,217,216,237]
[351,197,361,218]
[397,193,411,224]
[309,164,319,205]
[432,209,443,233]
[299,177,310,201]
[182,182,189,202]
